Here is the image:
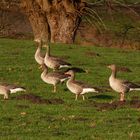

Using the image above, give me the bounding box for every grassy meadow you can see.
[0,38,140,140]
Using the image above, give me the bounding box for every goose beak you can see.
[64,72,71,77]
[65,74,71,77]
[65,71,69,75]
[34,38,41,43]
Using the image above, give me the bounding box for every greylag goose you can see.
[41,64,70,93]
[44,44,71,71]
[65,70,100,100]
[107,64,140,101]
[0,84,26,99]
[34,41,44,68]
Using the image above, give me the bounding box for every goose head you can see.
[65,70,75,78]
[42,43,49,48]
[34,38,41,43]
[34,39,42,48]
[65,70,74,75]
[42,43,50,56]
[107,64,117,71]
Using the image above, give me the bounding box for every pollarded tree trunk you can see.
[47,10,80,43]
[20,0,86,44]
[20,0,49,42]
[46,0,81,43]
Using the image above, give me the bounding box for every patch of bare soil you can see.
[130,100,140,108]
[85,51,100,57]
[15,94,64,105]
[88,98,140,111]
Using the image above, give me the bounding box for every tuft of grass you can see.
[0,38,140,139]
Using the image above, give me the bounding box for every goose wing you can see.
[50,56,71,66]
[6,85,25,90]
[122,80,140,89]
[72,80,100,92]
[72,80,94,88]
[47,72,70,79]
[0,83,26,93]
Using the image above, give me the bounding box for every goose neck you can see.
[35,46,41,55]
[45,45,50,57]
[69,73,75,81]
[110,69,117,79]
[41,67,48,79]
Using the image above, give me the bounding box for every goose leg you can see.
[120,92,125,101]
[122,92,125,101]
[53,85,57,93]
[4,95,6,99]
[75,95,78,101]
[82,95,85,101]
[4,94,8,100]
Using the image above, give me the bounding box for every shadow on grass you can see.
[89,94,114,100]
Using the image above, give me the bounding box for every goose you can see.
[65,70,100,100]
[43,44,71,71]
[41,64,70,93]
[34,41,44,68]
[107,64,140,101]
[0,83,26,99]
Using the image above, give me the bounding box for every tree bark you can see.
[20,0,49,42]
[47,10,80,43]
[20,0,85,44]
[45,0,81,43]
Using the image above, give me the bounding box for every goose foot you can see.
[4,94,9,100]
[75,94,81,101]
[120,92,125,101]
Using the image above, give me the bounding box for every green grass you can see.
[0,38,140,140]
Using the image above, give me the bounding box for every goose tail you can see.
[130,88,140,91]
[10,87,26,94]
[82,88,99,94]
[59,64,71,68]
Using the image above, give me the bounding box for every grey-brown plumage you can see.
[65,70,99,100]
[107,64,140,101]
[0,83,26,99]
[41,64,70,92]
[44,44,71,71]
[34,41,44,68]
